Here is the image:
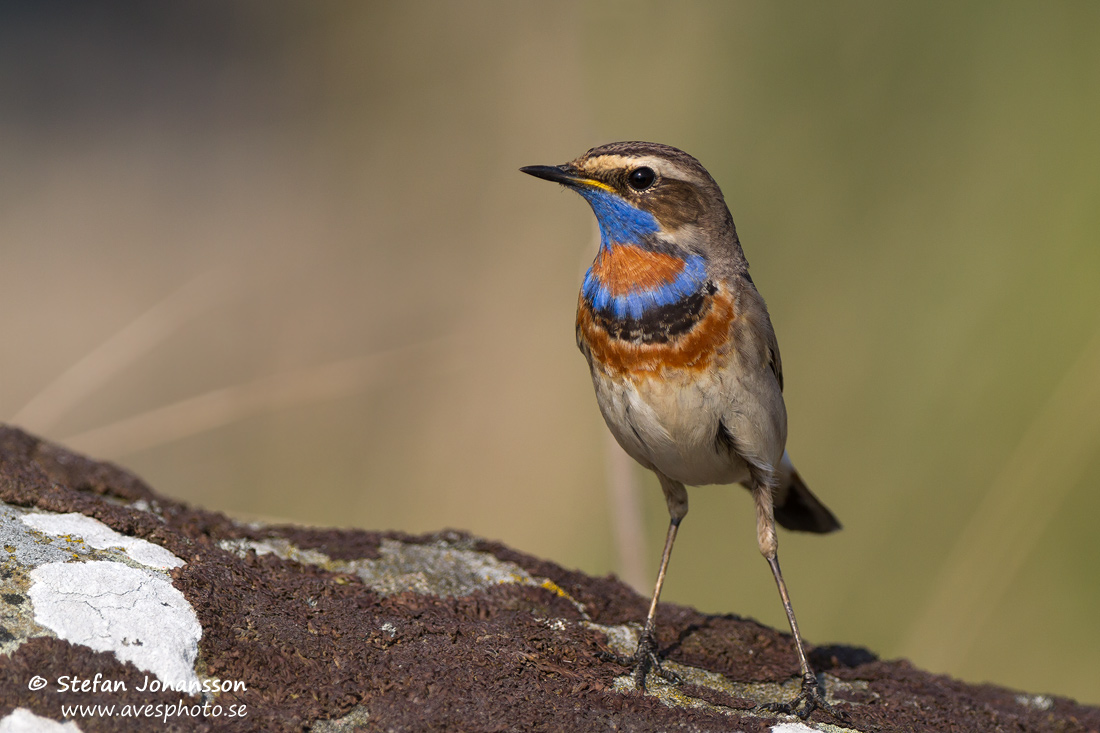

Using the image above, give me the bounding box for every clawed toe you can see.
[754,674,849,721]
[599,630,681,690]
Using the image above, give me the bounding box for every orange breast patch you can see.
[590,244,686,296]
[576,284,737,378]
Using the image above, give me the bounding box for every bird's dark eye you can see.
[627,167,656,191]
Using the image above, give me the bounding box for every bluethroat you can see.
[521,142,843,719]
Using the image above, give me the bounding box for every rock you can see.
[0,424,1097,732]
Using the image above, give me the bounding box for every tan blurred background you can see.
[2,0,1098,705]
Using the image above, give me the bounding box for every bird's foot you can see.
[599,629,682,691]
[754,673,849,721]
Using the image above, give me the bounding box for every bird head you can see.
[522,141,743,260]
[522,141,748,319]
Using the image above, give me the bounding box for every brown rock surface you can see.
[0,424,1097,732]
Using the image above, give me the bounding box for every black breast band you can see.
[589,282,717,344]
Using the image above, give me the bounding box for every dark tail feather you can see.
[774,470,841,534]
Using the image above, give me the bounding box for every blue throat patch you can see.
[579,187,661,245]
[579,188,707,320]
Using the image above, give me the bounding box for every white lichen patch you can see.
[128,499,168,523]
[1,503,194,660]
[583,620,640,657]
[354,539,537,596]
[1015,693,1053,711]
[308,705,370,732]
[607,659,793,717]
[0,708,83,732]
[28,561,201,690]
[585,621,862,732]
[21,513,183,570]
[220,536,586,615]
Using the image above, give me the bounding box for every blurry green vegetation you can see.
[1,1,1097,705]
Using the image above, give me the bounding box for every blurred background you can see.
[2,0,1098,705]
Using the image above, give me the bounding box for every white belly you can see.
[590,369,750,487]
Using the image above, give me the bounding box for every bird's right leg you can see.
[603,472,687,690]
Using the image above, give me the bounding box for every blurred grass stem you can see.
[606,432,647,593]
[61,337,450,458]
[12,270,235,433]
[902,323,1100,670]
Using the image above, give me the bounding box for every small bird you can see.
[521,142,842,719]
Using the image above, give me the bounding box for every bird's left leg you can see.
[751,481,847,721]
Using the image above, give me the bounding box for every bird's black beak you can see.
[519,164,584,187]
